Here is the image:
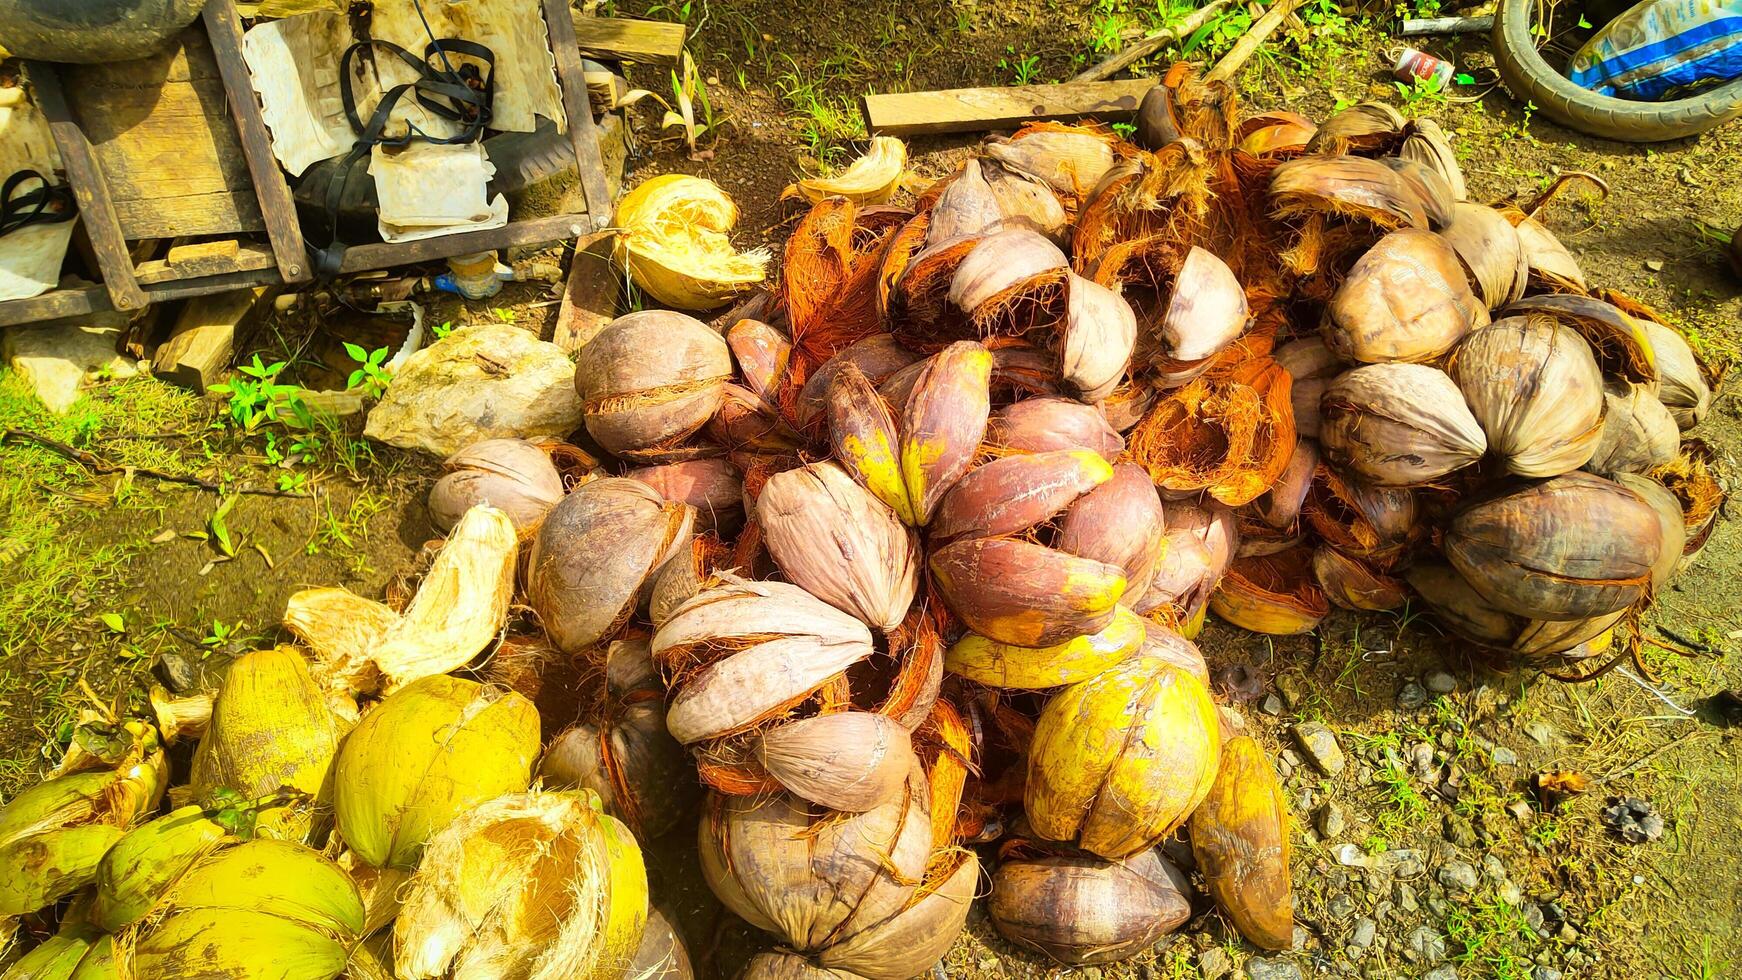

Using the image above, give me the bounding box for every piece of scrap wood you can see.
[1072,0,1232,82]
[571,15,687,66]
[1205,0,1308,83]
[862,78,1156,137]
[152,287,267,393]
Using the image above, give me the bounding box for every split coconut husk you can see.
[1153,245,1249,372]
[1588,382,1680,476]
[931,536,1126,647]
[528,478,695,654]
[988,845,1193,966]
[1189,733,1294,950]
[627,457,745,534]
[1312,545,1408,612]
[929,449,1112,545]
[757,462,919,632]
[1269,154,1427,231]
[1254,439,1319,529]
[755,712,918,812]
[1319,363,1486,486]
[1403,562,1626,666]
[575,310,733,460]
[1057,462,1167,596]
[1126,351,1296,506]
[1059,273,1138,401]
[1026,655,1220,858]
[1398,118,1466,201]
[1301,465,1418,559]
[613,173,769,309]
[393,790,648,980]
[91,802,231,931]
[783,136,909,204]
[783,199,908,380]
[1505,293,1657,385]
[1447,315,1605,477]
[1210,547,1331,634]
[428,438,565,533]
[1438,202,1527,309]
[984,122,1120,200]
[1650,440,1724,557]
[726,318,793,403]
[333,674,539,870]
[1323,227,1488,363]
[1304,101,1407,154]
[945,606,1146,690]
[1636,317,1712,429]
[985,396,1125,459]
[947,228,1072,338]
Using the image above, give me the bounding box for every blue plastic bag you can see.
[1568,0,1742,100]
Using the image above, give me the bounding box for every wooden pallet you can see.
[0,0,634,328]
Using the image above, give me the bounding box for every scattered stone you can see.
[1294,787,1316,813]
[1275,673,1304,707]
[1197,947,1232,980]
[1274,755,1295,778]
[1507,800,1534,822]
[1280,747,1304,768]
[2,315,139,414]
[1490,745,1519,766]
[1645,258,1664,272]
[1327,893,1356,920]
[1523,904,1546,936]
[1601,796,1665,842]
[1524,722,1555,745]
[1386,849,1426,879]
[1497,879,1523,905]
[1425,671,1458,695]
[1443,814,1477,848]
[1213,664,1267,702]
[1394,882,1419,913]
[1408,741,1435,779]
[155,652,199,694]
[1290,925,1309,951]
[1405,926,1447,964]
[1083,969,1103,980]
[1422,968,1459,980]
[1558,923,1579,943]
[1397,680,1429,710]
[1316,801,1346,838]
[1334,843,1370,867]
[1350,917,1376,948]
[1261,693,1284,716]
[1290,722,1346,775]
[1245,958,1303,980]
[1532,967,1561,980]
[1481,853,1509,884]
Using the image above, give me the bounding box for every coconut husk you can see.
[1320,363,1486,486]
[1588,382,1680,476]
[1312,546,1408,612]
[926,159,1005,244]
[1635,318,1712,429]
[782,199,908,384]
[930,450,1112,545]
[626,458,744,534]
[1439,202,1527,309]
[1059,274,1137,402]
[707,383,806,454]
[982,159,1070,240]
[1378,157,1454,228]
[899,341,993,523]
[946,606,1147,690]
[756,713,917,812]
[1156,246,1248,364]
[1501,208,1588,292]
[627,906,694,980]
[1126,350,1295,506]
[984,122,1120,201]
[1209,548,1329,635]
[1504,294,1657,385]
[1447,315,1605,477]
[1325,228,1488,363]
[1269,155,1427,231]
[576,310,733,459]
[1255,440,1318,529]
[757,462,918,631]
[985,397,1125,460]
[1398,118,1466,201]
[931,537,1126,647]
[783,136,909,204]
[827,362,916,524]
[989,847,1192,966]
[947,228,1071,338]
[726,318,793,404]
[1057,462,1166,595]
[1305,101,1407,154]
[429,439,564,534]
[614,174,769,309]
[1650,440,1724,558]
[1190,734,1293,950]
[795,333,922,429]
[1403,562,1625,666]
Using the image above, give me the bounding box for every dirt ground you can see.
[2,1,1740,978]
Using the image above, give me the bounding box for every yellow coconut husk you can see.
[614,174,770,309]
[945,606,1145,689]
[149,685,211,745]
[190,646,348,842]
[1190,734,1293,950]
[91,803,231,931]
[333,674,540,870]
[1210,549,1330,635]
[2,931,110,980]
[335,849,412,936]
[783,136,910,204]
[281,587,399,699]
[393,790,649,980]
[1026,655,1221,859]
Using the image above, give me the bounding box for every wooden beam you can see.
[337,216,613,275]
[202,0,312,284]
[1071,0,1230,82]
[138,242,275,285]
[545,0,615,228]
[153,287,268,393]
[861,79,1156,137]
[27,63,150,313]
[551,238,619,352]
[570,15,686,66]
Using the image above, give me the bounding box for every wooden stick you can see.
[1072,0,1232,83]
[1205,0,1308,83]
[1,429,308,497]
[861,79,1154,138]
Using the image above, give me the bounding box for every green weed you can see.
[998,46,1043,85]
[1444,893,1540,979]
[774,55,861,164]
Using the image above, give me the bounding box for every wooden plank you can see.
[546,0,615,228]
[153,287,268,392]
[167,240,241,267]
[337,215,614,275]
[203,0,311,283]
[570,15,686,66]
[112,193,264,240]
[0,267,284,328]
[551,238,619,352]
[28,63,150,313]
[137,242,274,285]
[861,79,1156,137]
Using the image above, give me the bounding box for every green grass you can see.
[773,54,862,165]
[1444,892,1540,979]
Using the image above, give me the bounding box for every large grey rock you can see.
[364,323,582,456]
[3,314,138,414]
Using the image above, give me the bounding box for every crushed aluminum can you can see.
[1394,46,1456,89]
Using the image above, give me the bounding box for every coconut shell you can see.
[1504,294,1656,385]
[1588,383,1680,476]
[1445,471,1662,621]
[1320,363,1486,486]
[1210,548,1330,635]
[528,478,695,654]
[1026,656,1221,858]
[1269,155,1426,230]
[814,850,977,980]
[1060,274,1137,402]
[988,849,1192,966]
[1138,619,1210,686]
[726,319,792,401]
[757,462,919,632]
[796,335,923,427]
[1057,462,1166,595]
[1638,319,1711,429]
[428,438,564,533]
[1324,228,1488,364]
[756,713,917,812]
[986,397,1125,460]
[948,228,1069,325]
[1398,118,1467,201]
[930,537,1126,647]
[946,606,1145,689]
[1190,734,1294,950]
[1312,546,1408,612]
[575,310,732,459]
[900,341,993,523]
[1509,213,1588,292]
[984,126,1117,199]
[1447,316,1605,477]
[930,450,1112,545]
[1160,247,1248,363]
[626,458,744,533]
[1439,202,1527,308]
[1306,101,1407,153]
[983,159,1070,240]
[827,362,916,525]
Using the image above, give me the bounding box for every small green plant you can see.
[208,495,238,558]
[1110,121,1137,139]
[1394,73,1449,116]
[201,618,239,648]
[343,343,393,399]
[1089,14,1126,54]
[210,355,298,432]
[276,471,308,494]
[998,46,1043,85]
[492,307,518,324]
[431,319,455,340]
[660,50,720,157]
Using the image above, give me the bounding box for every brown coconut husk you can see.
[781,198,908,381]
[1650,439,1725,557]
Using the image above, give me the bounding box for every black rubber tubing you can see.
[1491,0,1742,142]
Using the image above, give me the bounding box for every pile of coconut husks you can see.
[0,66,1725,980]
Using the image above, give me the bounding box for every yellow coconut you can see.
[1,931,115,980]
[333,674,539,870]
[614,174,770,309]
[1189,734,1294,950]
[1026,656,1221,859]
[783,136,910,204]
[91,803,231,931]
[945,606,1145,689]
[393,790,649,980]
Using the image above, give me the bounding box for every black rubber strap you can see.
[0,170,77,238]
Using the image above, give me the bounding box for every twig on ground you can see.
[1205,0,1307,83]
[1072,0,1232,83]
[1,429,309,498]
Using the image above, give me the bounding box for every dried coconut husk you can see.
[1504,294,1657,385]
[1210,547,1330,635]
[726,318,792,403]
[947,228,1071,338]
[707,383,805,454]
[982,159,1071,240]
[1237,111,1318,156]
[1274,336,1344,439]
[1269,155,1428,231]
[984,122,1121,201]
[1254,439,1319,529]
[429,438,564,534]
[1639,320,1711,429]
[1651,440,1724,558]
[1190,733,1293,950]
[899,341,994,523]
[757,462,919,631]
[1439,202,1528,309]
[1398,118,1466,201]
[1098,380,1159,433]
[885,227,979,340]
[985,397,1125,460]
[1304,101,1407,154]
[1613,472,1688,596]
[654,575,875,744]
[1060,274,1137,401]
[755,712,917,812]
[1403,562,1625,666]
[282,587,401,698]
[1379,156,1455,228]
[1139,618,1210,686]
[626,457,744,534]
[576,310,732,460]
[1319,363,1486,486]
[782,198,907,381]
[1324,228,1488,363]
[930,450,1112,545]
[930,537,1126,647]
[1312,546,1407,611]
[1135,527,1217,620]
[480,632,563,708]
[646,533,731,628]
[627,906,693,980]
[926,159,1005,244]
[1588,382,1680,477]
[988,844,1192,966]
[1446,471,1662,621]
[1156,246,1249,364]
[1058,462,1167,596]
[946,606,1146,690]
[1073,139,1216,277]
[783,136,909,205]
[1447,315,1605,478]
[1126,351,1296,507]
[528,479,695,655]
[795,333,922,429]
[991,339,1068,399]
[1301,465,1417,560]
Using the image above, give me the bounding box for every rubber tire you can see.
[0,0,203,63]
[1491,0,1742,142]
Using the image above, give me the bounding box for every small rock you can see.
[1395,882,1419,913]
[3,315,139,414]
[1274,755,1295,778]
[1397,680,1429,710]
[1316,801,1346,838]
[1197,947,1232,980]
[1558,923,1579,943]
[1601,796,1665,843]
[1290,722,1346,775]
[1350,917,1376,948]
[1498,879,1523,905]
[1439,861,1480,893]
[1294,787,1317,813]
[1524,722,1555,744]
[1491,746,1519,766]
[1328,893,1357,920]
[1533,968,1562,980]
[1408,741,1435,779]
[1386,848,1426,879]
[1523,904,1547,935]
[1280,747,1304,768]
[1482,853,1509,883]
[1290,925,1309,951]
[1645,258,1664,272]
[1244,958,1303,980]
[1422,968,1459,980]
[1443,814,1478,848]
[1275,674,1304,707]
[1425,671,1458,695]
[1507,800,1534,822]
[155,652,199,694]
[1261,693,1284,716]
[1082,969,1103,980]
[1405,926,1447,964]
